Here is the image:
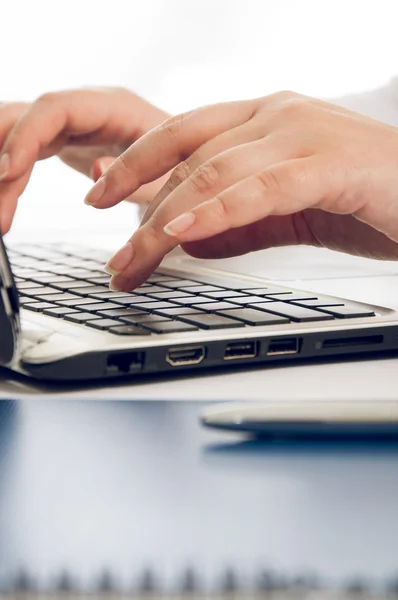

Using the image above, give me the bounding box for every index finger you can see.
[0,89,136,184]
[84,99,260,209]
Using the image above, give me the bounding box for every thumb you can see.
[90,156,115,181]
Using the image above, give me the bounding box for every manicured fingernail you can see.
[164,212,196,236]
[84,177,106,206]
[109,278,121,292]
[0,154,10,181]
[104,241,134,275]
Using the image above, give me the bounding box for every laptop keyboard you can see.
[8,243,376,336]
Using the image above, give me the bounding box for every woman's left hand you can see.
[84,92,398,291]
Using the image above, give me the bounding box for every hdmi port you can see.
[267,337,301,356]
[166,345,206,366]
[224,341,258,360]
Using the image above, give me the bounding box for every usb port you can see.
[224,341,258,360]
[267,337,301,356]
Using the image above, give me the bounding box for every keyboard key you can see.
[195,301,240,312]
[254,302,335,322]
[203,290,247,299]
[28,274,75,284]
[43,307,79,317]
[218,308,290,325]
[125,301,180,312]
[153,307,203,317]
[292,298,344,307]
[317,306,376,318]
[145,290,192,300]
[77,302,121,312]
[172,296,215,306]
[267,292,318,301]
[143,321,199,333]
[18,296,36,305]
[146,274,175,283]
[179,313,245,329]
[139,285,172,294]
[23,302,58,313]
[16,281,43,290]
[129,284,152,291]
[24,286,65,297]
[241,287,292,295]
[74,286,110,296]
[62,269,104,279]
[41,265,79,275]
[97,308,147,318]
[120,314,171,325]
[181,285,223,293]
[227,296,275,305]
[161,279,201,289]
[86,319,122,330]
[51,280,96,290]
[109,325,152,336]
[88,291,133,300]
[112,295,157,305]
[85,276,111,285]
[57,297,105,307]
[44,292,85,302]
[65,312,105,323]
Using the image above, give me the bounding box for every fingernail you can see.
[84,177,106,206]
[109,278,121,292]
[104,241,134,275]
[0,154,10,182]
[164,212,196,236]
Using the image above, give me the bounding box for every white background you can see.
[2,0,398,243]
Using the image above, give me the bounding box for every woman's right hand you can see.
[0,87,170,233]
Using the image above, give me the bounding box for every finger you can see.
[140,118,266,225]
[0,167,33,233]
[181,215,300,259]
[84,99,261,209]
[140,136,300,236]
[0,102,28,144]
[163,157,331,243]
[106,138,301,291]
[90,156,115,181]
[89,156,171,205]
[0,88,145,184]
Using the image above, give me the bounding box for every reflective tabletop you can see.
[0,399,397,597]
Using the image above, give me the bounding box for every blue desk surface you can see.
[0,399,397,596]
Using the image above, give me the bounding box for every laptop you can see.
[1,231,398,382]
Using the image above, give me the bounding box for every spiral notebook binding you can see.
[1,567,398,599]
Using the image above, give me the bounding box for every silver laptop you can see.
[1,232,397,382]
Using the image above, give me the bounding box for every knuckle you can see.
[166,161,191,192]
[273,90,300,102]
[160,112,187,139]
[256,168,283,195]
[278,97,310,120]
[105,152,139,190]
[36,91,63,106]
[211,195,229,222]
[189,161,219,193]
[141,222,162,248]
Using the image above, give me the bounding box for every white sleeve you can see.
[329,77,398,125]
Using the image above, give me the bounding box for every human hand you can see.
[0,87,170,233]
[83,92,398,291]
